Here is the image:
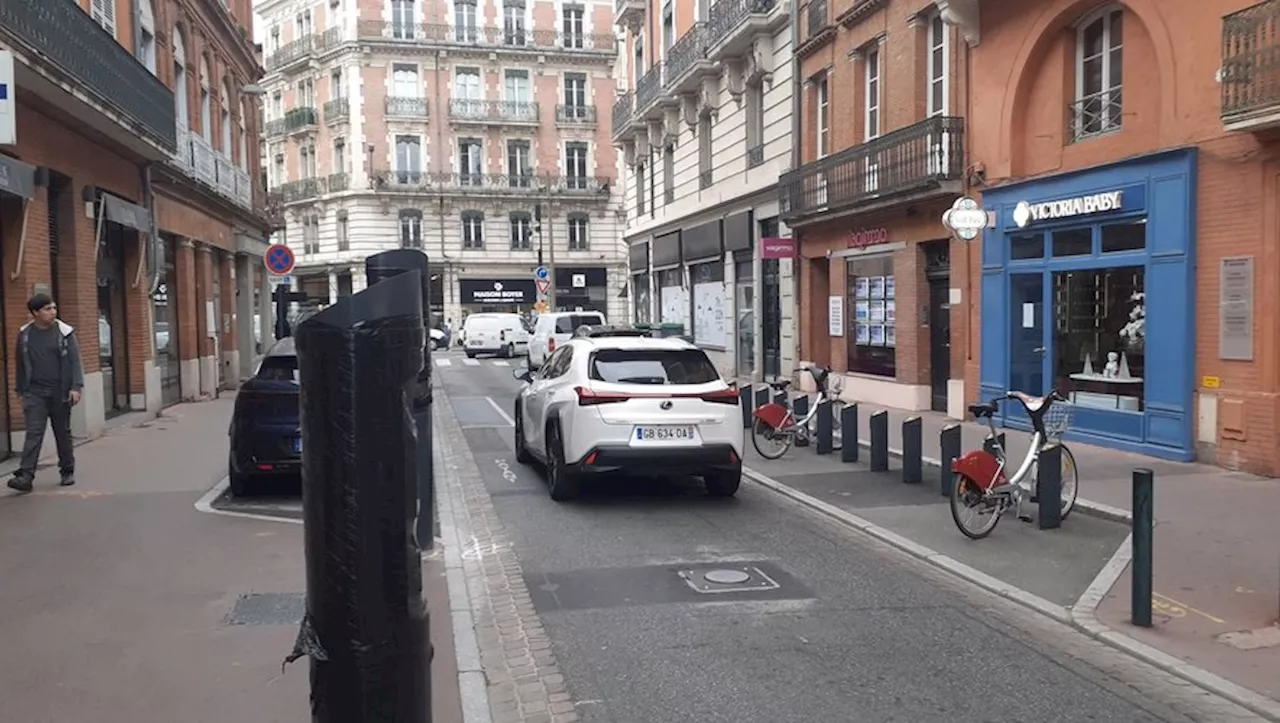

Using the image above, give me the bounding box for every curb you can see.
[741,465,1280,721]
[832,432,1133,523]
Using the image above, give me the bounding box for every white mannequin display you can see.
[1103,351,1120,378]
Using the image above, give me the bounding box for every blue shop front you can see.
[978,149,1196,461]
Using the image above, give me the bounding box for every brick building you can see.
[963,0,1280,473]
[784,0,968,412]
[611,0,798,381]
[256,0,627,324]
[0,0,271,456]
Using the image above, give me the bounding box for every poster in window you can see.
[885,276,895,299]
[885,325,895,347]
[827,295,844,337]
[660,284,688,327]
[869,276,886,299]
[855,323,870,344]
[854,277,870,298]
[854,300,870,321]
[869,324,885,346]
[869,300,885,322]
[885,299,895,323]
[693,280,727,348]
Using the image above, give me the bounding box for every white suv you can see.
[528,311,606,369]
[511,332,744,501]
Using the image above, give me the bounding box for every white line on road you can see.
[435,358,452,367]
[492,360,509,367]
[485,397,515,427]
[464,358,481,366]
[193,477,303,525]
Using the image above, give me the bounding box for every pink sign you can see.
[761,236,795,259]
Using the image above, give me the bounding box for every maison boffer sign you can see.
[460,278,536,304]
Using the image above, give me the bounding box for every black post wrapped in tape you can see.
[286,270,431,721]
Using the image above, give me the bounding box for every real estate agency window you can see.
[691,261,726,348]
[847,255,895,377]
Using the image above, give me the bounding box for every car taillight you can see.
[575,386,629,406]
[699,388,740,405]
[547,337,556,353]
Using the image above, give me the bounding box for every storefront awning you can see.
[101,192,152,232]
[0,154,37,200]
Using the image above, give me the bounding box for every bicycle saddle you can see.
[968,401,998,418]
[1008,391,1047,412]
[766,378,791,390]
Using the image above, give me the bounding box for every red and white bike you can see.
[949,390,1079,539]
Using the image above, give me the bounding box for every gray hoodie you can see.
[15,319,85,399]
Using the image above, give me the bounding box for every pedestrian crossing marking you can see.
[464,358,481,366]
[493,360,509,366]
[435,358,452,366]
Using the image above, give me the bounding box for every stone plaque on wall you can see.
[1220,256,1254,361]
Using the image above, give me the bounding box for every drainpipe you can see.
[143,163,160,295]
[131,0,142,58]
[789,0,801,171]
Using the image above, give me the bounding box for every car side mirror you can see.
[513,366,534,383]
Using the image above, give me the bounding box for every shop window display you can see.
[735,256,754,376]
[846,256,895,377]
[1053,266,1145,411]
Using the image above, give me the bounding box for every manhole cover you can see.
[223,592,305,626]
[678,566,782,594]
[705,569,750,585]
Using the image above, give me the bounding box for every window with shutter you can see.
[92,0,117,35]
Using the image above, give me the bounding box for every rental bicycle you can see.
[949,390,1080,539]
[750,366,844,459]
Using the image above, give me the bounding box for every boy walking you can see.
[8,294,84,492]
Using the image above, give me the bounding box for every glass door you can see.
[1007,272,1046,425]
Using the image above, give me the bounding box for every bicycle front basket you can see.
[1043,402,1073,443]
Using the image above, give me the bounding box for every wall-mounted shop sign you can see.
[761,236,795,259]
[1012,190,1123,228]
[460,278,536,304]
[848,228,889,249]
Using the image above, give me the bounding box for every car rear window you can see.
[588,349,720,385]
[554,314,604,334]
[256,355,298,381]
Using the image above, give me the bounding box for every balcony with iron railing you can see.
[666,23,715,95]
[1222,0,1280,131]
[275,177,327,203]
[635,62,667,118]
[371,171,611,196]
[386,96,430,118]
[170,129,254,209]
[265,35,315,72]
[327,172,349,193]
[449,99,540,125]
[355,21,614,53]
[324,98,349,124]
[264,117,286,138]
[612,93,635,140]
[707,0,780,60]
[556,104,598,126]
[284,107,319,135]
[0,0,176,155]
[779,116,965,223]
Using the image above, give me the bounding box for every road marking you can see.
[436,358,452,367]
[31,489,113,498]
[492,360,509,367]
[193,477,302,525]
[1153,591,1226,624]
[464,358,481,366]
[485,397,515,427]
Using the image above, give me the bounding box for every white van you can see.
[527,311,606,369]
[462,313,530,358]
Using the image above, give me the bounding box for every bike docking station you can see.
[1131,468,1155,628]
[792,395,810,447]
[939,424,962,497]
[840,404,859,463]
[902,417,923,484]
[815,399,835,455]
[738,385,753,430]
[869,411,889,472]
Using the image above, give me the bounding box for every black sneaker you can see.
[59,471,75,487]
[7,474,33,493]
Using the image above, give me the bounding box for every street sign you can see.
[942,196,993,241]
[534,266,549,281]
[265,243,296,276]
[536,278,551,295]
[269,274,294,286]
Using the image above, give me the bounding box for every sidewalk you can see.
[0,397,460,722]
[743,395,1280,710]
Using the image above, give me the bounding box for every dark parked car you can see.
[228,338,300,497]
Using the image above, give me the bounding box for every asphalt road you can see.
[432,350,1262,723]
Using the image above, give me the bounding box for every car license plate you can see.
[634,426,695,443]
[292,438,302,453]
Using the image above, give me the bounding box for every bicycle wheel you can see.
[950,473,1003,539]
[751,418,793,459]
[1057,444,1080,519]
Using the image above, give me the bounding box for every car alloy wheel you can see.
[545,424,579,501]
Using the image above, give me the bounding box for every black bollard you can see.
[939,424,961,497]
[754,385,769,412]
[902,417,923,484]
[366,249,434,551]
[869,411,889,472]
[840,403,859,463]
[289,271,431,722]
[739,385,753,430]
[773,389,789,407]
[1132,468,1155,628]
[793,395,811,447]
[1037,444,1062,530]
[815,399,834,455]
[983,432,1005,456]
